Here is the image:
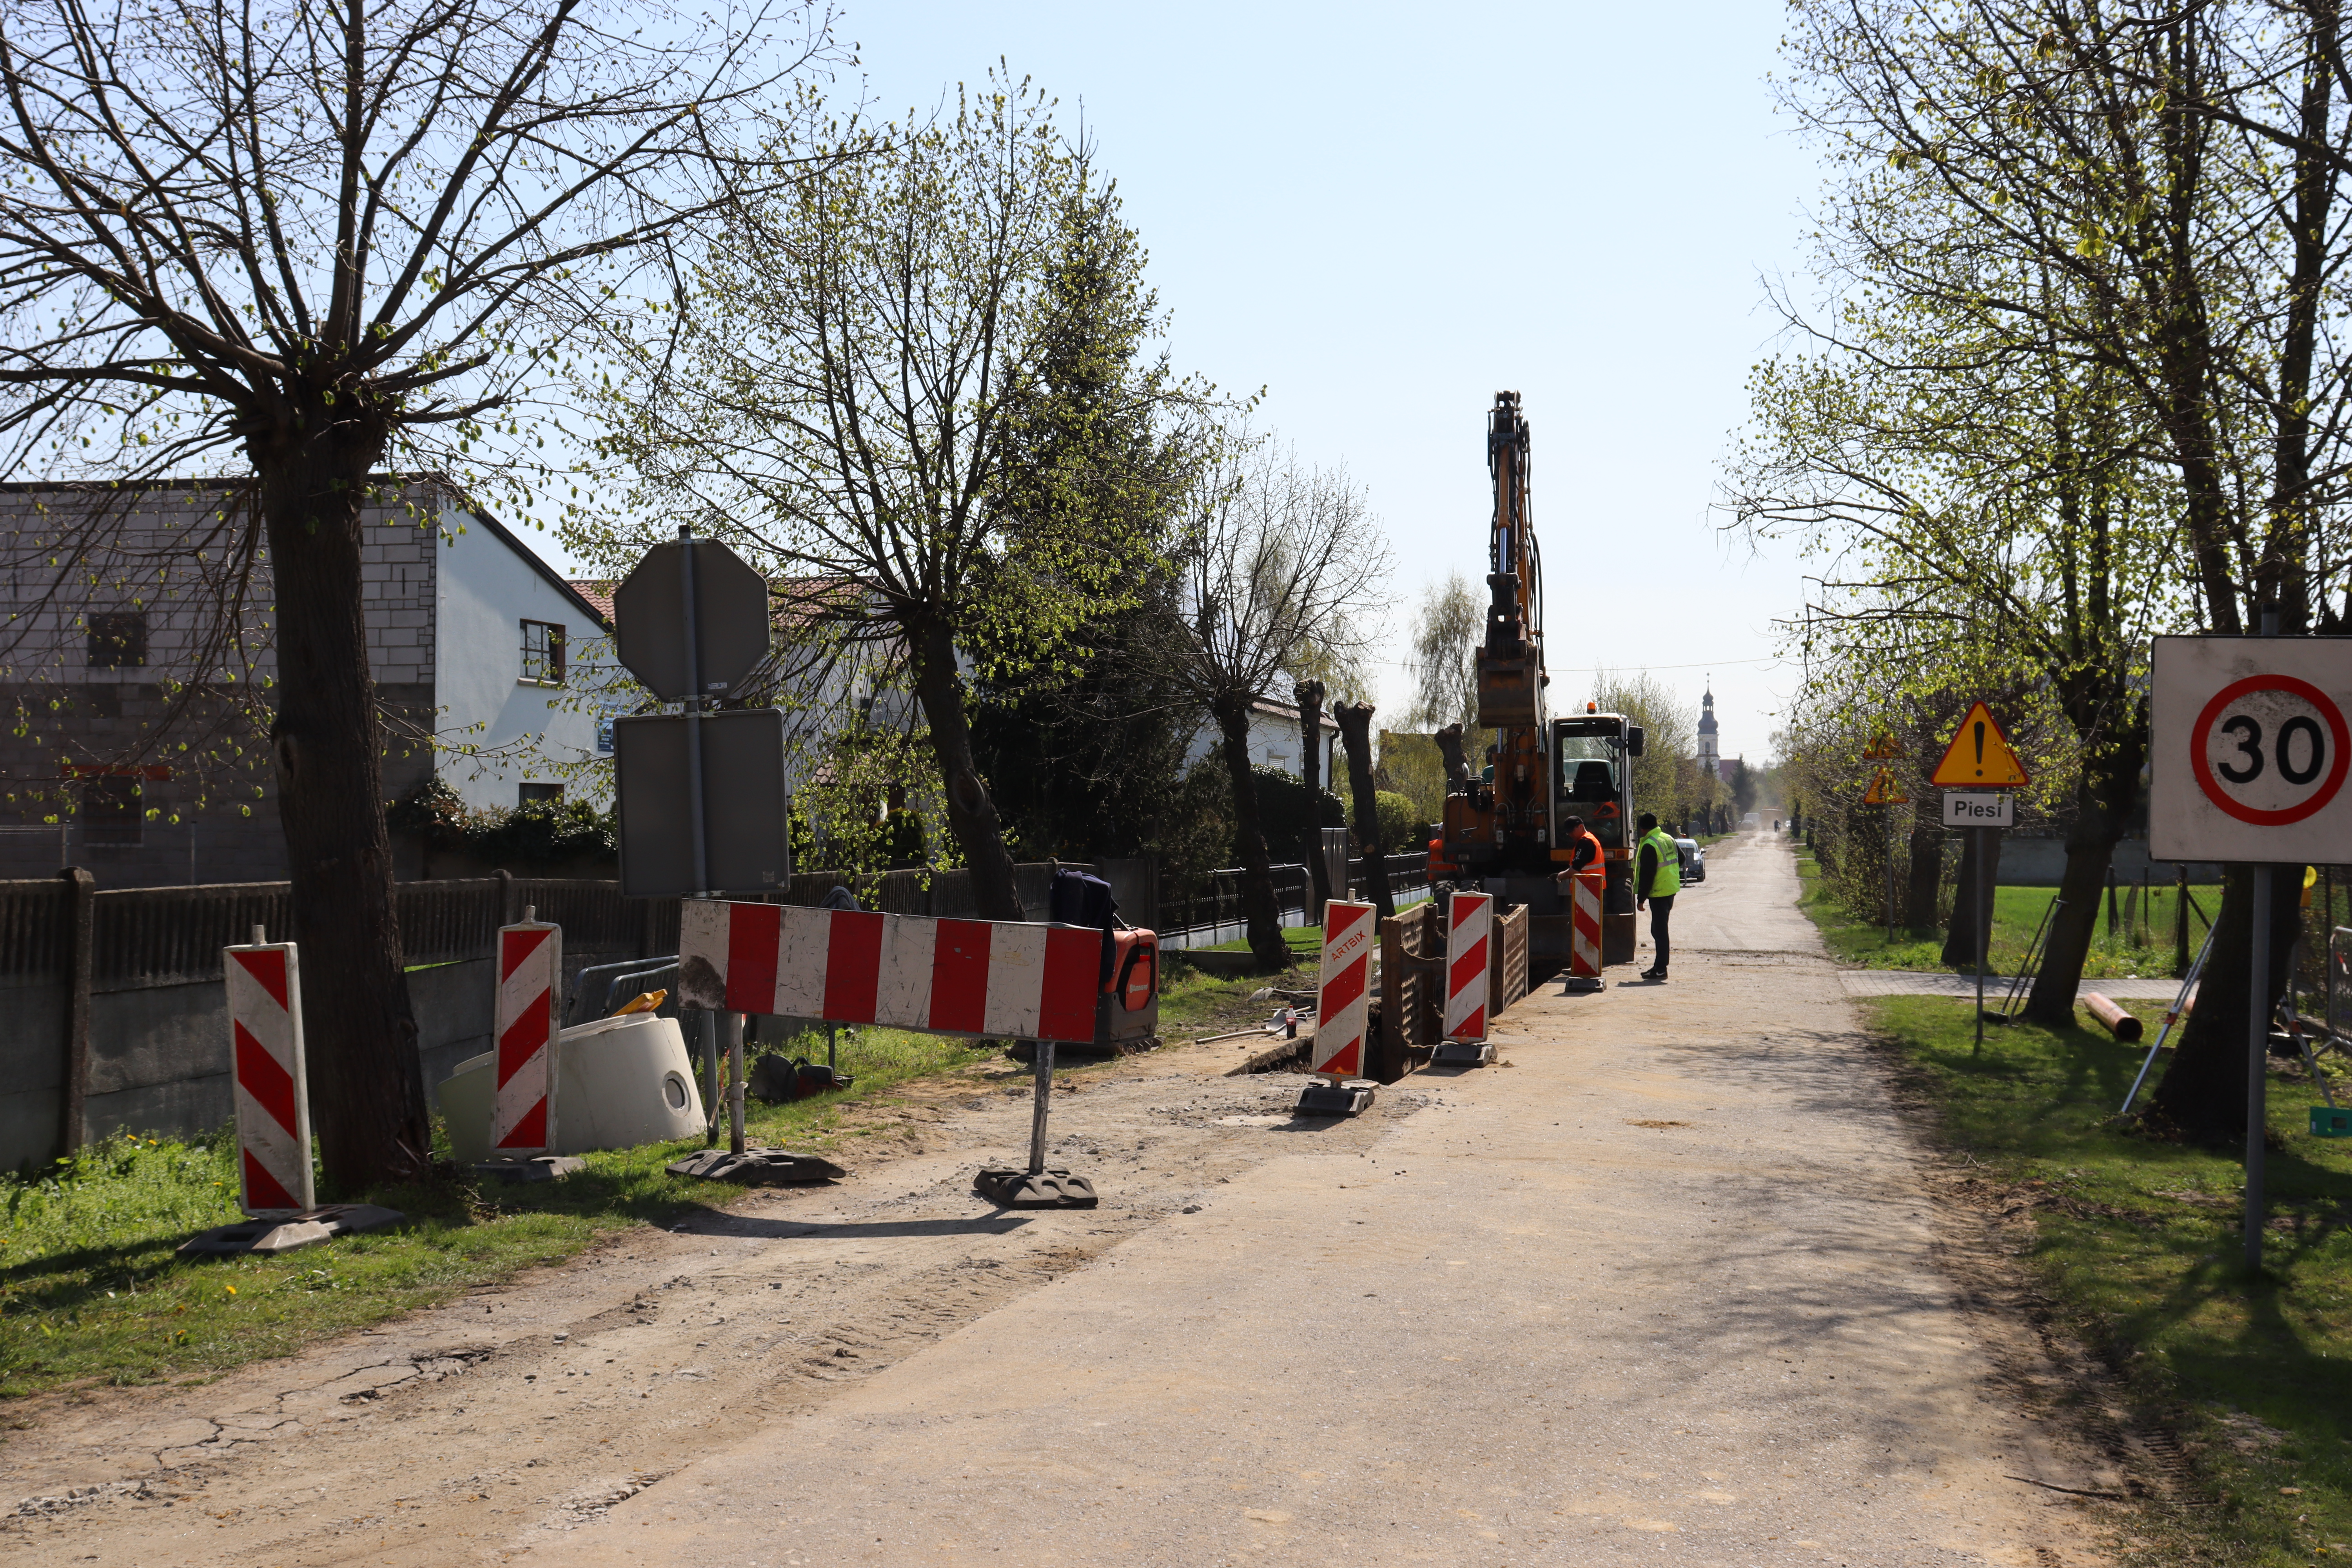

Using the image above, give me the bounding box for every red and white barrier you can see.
[492,918,563,1153]
[678,901,1101,1044]
[1443,891,1492,1042]
[1570,869,1604,978]
[224,937,313,1217]
[1308,901,1376,1079]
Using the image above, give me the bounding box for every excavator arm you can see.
[1475,392,1544,730]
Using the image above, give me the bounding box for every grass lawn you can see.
[1861,994,2352,1564]
[0,960,1291,1402]
[1798,849,2215,980]
[1199,924,1323,957]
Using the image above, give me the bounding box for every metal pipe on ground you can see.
[2081,992,2143,1042]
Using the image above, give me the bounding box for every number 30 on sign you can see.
[2151,636,2352,863]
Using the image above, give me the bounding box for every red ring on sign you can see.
[2190,673,2351,825]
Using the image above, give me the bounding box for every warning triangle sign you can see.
[1929,702,2030,788]
[1861,767,1907,805]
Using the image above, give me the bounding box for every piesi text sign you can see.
[2152,636,2352,863]
[1943,791,2013,828]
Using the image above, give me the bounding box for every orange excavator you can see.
[1434,392,1643,966]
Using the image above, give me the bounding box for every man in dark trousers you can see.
[1635,810,1681,981]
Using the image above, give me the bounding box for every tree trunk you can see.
[2023,706,2147,1025]
[1294,681,1331,919]
[909,621,1024,921]
[1214,693,1289,971]
[257,450,429,1194]
[2149,866,2301,1141]
[1903,819,1943,932]
[1940,829,1983,969]
[1334,702,1394,919]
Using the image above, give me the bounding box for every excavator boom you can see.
[1438,391,1642,969]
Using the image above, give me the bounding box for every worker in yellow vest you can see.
[1635,811,1681,982]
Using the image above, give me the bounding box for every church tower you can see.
[1697,678,1721,778]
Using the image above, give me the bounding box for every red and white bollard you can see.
[1299,900,1377,1114]
[225,927,314,1216]
[1434,890,1495,1065]
[491,909,563,1155]
[1565,868,1606,993]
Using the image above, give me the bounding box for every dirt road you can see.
[5,833,2120,1565]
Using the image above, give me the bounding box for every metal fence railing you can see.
[1156,854,1432,951]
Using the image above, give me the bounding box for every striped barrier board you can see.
[1443,891,1492,1042]
[224,937,314,1217]
[1570,869,1605,978]
[492,919,563,1153]
[1308,901,1376,1079]
[677,900,1102,1044]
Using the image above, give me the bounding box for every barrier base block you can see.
[178,1203,405,1258]
[1561,975,1605,994]
[667,1148,846,1185]
[473,1156,586,1184]
[1432,1039,1494,1066]
[973,1167,1098,1208]
[1294,1082,1376,1116]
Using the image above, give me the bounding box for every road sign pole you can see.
[2249,862,2273,1276]
[1886,807,1897,944]
[674,523,731,1149]
[1976,825,1994,1051]
[678,524,710,897]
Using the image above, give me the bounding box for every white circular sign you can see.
[2191,674,2351,826]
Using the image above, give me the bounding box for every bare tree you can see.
[0,0,838,1185]
[1154,438,1390,970]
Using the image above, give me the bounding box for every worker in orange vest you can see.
[1558,814,1602,876]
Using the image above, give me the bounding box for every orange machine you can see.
[1436,393,1645,966]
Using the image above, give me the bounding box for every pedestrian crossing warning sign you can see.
[1930,702,2030,788]
[1862,767,1907,805]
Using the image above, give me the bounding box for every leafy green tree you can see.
[1755,0,2352,1073]
[588,81,1191,920]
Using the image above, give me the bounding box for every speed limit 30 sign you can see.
[2152,636,2352,862]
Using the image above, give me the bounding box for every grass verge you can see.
[0,955,1299,1403]
[0,1023,987,1401]
[1797,849,2215,980]
[1861,994,2352,1564]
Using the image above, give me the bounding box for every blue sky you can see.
[561,0,1824,766]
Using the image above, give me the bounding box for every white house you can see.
[0,477,610,885]
[1181,696,1343,780]
[426,508,610,812]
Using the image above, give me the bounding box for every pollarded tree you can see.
[0,0,838,1185]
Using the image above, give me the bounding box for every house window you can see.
[87,612,147,668]
[80,774,141,845]
[519,782,563,806]
[520,620,565,684]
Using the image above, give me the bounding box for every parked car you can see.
[1673,837,1707,884]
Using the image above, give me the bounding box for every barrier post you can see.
[224,928,314,1216]
[490,907,563,1157]
[1563,869,1606,993]
[1433,891,1494,1065]
[1298,900,1377,1114]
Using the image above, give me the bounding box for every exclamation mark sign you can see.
[1974,721,1986,775]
